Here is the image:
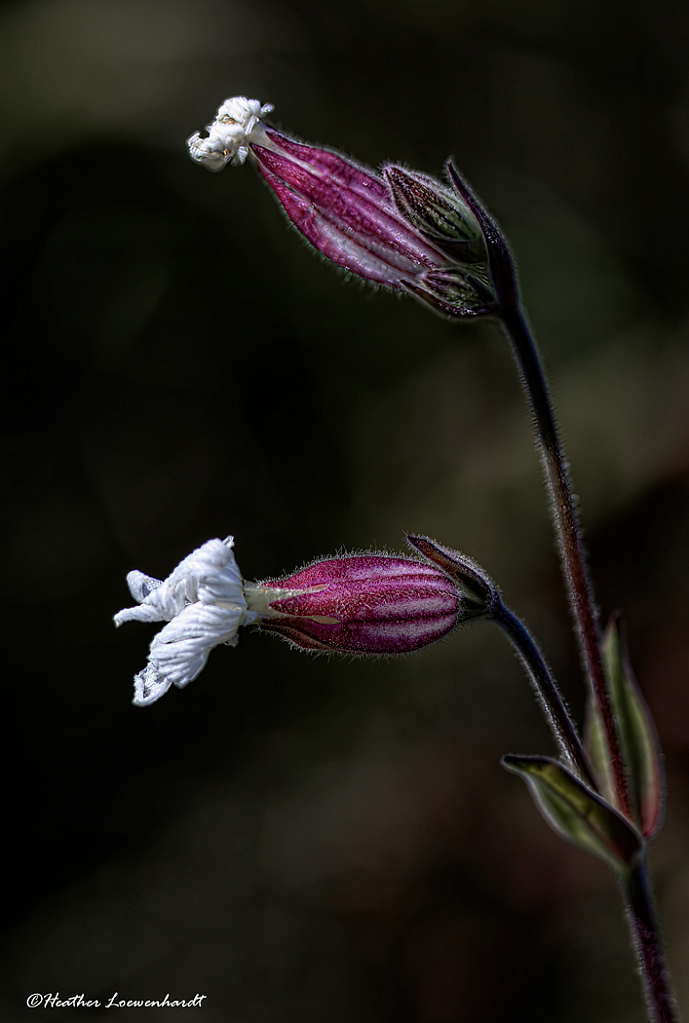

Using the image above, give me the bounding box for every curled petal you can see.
[125,571,163,605]
[132,665,174,707]
[114,538,243,626]
[133,602,258,707]
[115,536,254,705]
[187,97,274,170]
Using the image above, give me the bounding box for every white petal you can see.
[116,536,259,704]
[127,570,162,603]
[132,665,173,707]
[114,537,245,627]
[186,131,232,172]
[114,571,165,626]
[186,96,273,170]
[144,601,246,693]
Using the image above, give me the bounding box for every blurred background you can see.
[2,0,689,1020]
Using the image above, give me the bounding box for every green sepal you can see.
[382,165,486,253]
[586,615,665,838]
[502,754,644,874]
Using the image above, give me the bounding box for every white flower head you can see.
[186,96,274,171]
[114,537,258,706]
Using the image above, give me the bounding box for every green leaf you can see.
[599,615,665,838]
[502,754,643,873]
[584,693,616,809]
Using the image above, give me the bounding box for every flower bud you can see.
[247,554,464,654]
[187,97,497,318]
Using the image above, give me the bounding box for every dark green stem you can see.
[499,304,631,818]
[622,857,679,1023]
[494,602,598,791]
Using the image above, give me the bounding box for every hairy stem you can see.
[623,857,679,1023]
[494,603,598,790]
[499,304,631,817]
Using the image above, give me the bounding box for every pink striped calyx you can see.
[246,551,486,655]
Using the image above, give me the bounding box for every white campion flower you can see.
[114,534,468,708]
[185,96,496,318]
[114,537,258,707]
[187,96,274,171]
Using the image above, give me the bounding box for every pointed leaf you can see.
[601,616,665,837]
[584,695,616,808]
[502,754,643,873]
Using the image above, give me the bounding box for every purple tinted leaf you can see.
[405,534,494,608]
[600,616,665,838]
[445,161,518,310]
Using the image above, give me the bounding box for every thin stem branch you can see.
[622,857,679,1023]
[499,304,631,818]
[429,162,676,1023]
[494,602,598,791]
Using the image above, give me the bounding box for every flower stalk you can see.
[444,168,676,1023]
[499,304,631,817]
[494,602,598,790]
[406,533,597,788]
[623,858,679,1023]
[443,160,632,818]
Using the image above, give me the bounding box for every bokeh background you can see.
[2,0,689,1020]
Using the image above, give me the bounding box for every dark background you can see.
[2,0,689,1020]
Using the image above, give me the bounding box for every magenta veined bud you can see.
[246,554,473,655]
[186,97,498,318]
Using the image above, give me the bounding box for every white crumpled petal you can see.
[114,538,244,626]
[132,665,173,707]
[125,571,163,605]
[115,536,257,706]
[132,602,248,707]
[186,96,274,171]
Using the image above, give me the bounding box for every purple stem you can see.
[494,602,599,790]
[502,309,679,1023]
[444,162,630,815]
[499,304,632,820]
[623,858,679,1023]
